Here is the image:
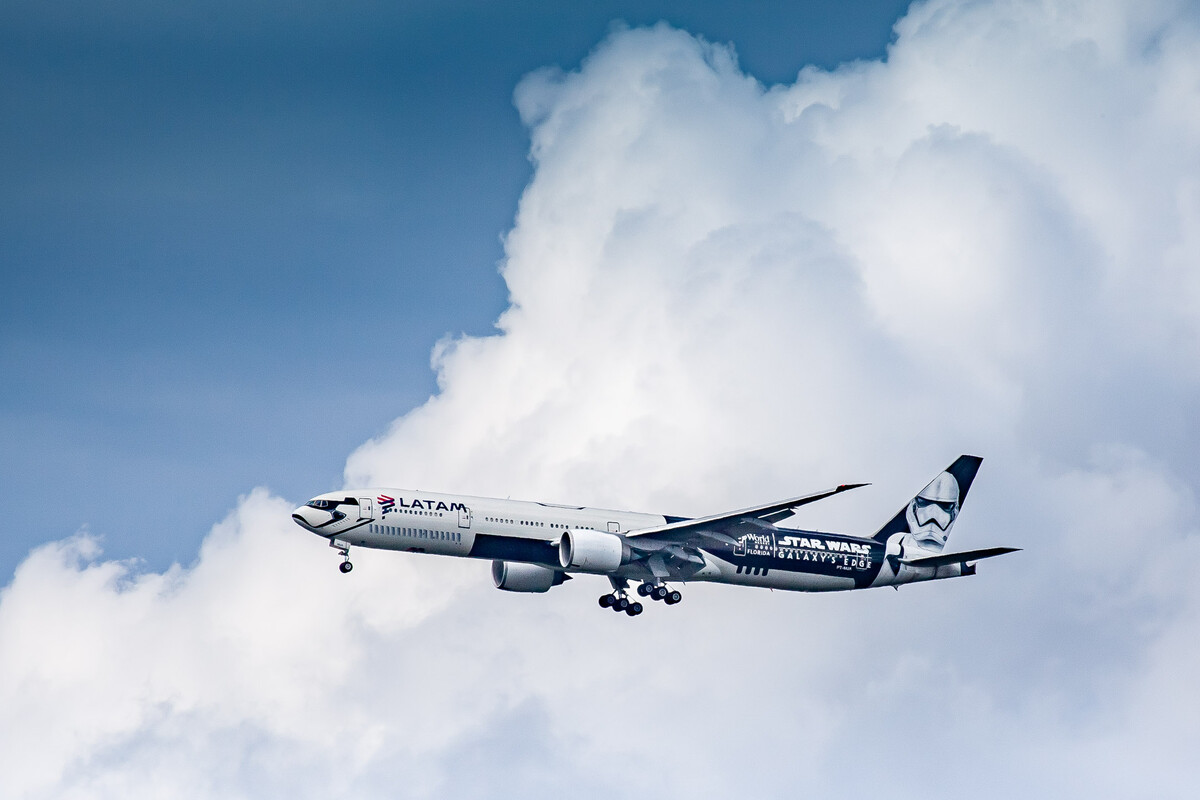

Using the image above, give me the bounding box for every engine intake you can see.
[491,560,570,593]
[558,529,631,573]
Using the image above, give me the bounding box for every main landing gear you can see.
[599,581,683,616]
[599,575,643,617]
[598,592,642,616]
[331,538,353,573]
[636,582,682,605]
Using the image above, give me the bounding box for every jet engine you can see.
[558,529,631,573]
[491,560,570,593]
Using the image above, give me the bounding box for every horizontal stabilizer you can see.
[900,547,1020,568]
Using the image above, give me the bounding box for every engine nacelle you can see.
[491,560,570,593]
[558,528,631,573]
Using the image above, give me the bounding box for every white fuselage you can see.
[358,491,664,557]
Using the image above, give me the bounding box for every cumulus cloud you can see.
[4,0,1200,796]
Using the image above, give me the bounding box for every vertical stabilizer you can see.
[871,455,983,553]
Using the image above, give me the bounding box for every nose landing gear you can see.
[330,538,353,574]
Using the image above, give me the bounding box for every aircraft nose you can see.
[292,506,321,531]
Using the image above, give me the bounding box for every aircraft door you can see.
[458,506,471,529]
[358,497,374,520]
[608,521,621,533]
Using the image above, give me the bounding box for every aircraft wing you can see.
[627,483,868,546]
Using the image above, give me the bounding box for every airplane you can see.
[291,455,1018,617]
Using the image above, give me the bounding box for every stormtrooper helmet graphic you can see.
[904,471,961,550]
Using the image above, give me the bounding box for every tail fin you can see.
[872,455,983,553]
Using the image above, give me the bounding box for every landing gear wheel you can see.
[339,561,353,574]
[636,583,651,597]
[626,602,643,616]
[666,590,681,605]
[599,594,616,608]
[652,585,669,601]
[615,596,631,612]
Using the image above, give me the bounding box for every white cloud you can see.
[5,0,1200,796]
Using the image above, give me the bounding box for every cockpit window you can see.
[306,499,337,510]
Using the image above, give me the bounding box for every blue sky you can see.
[1,0,909,578]
[4,1,1200,796]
